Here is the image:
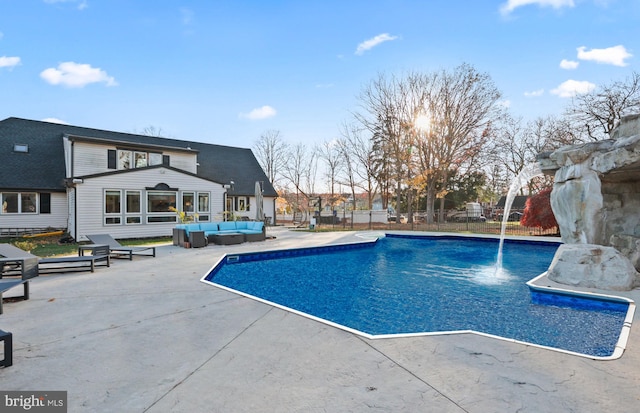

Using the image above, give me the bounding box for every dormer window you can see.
[108,149,169,169]
[13,143,29,153]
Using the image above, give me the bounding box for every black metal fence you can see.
[305,219,559,237]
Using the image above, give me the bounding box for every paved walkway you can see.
[1,227,639,412]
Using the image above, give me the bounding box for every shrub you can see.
[522,188,558,230]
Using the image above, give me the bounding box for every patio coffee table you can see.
[210,233,245,245]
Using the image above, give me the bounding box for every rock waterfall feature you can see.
[538,114,640,290]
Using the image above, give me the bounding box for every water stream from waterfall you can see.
[495,163,544,275]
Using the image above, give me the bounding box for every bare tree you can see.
[489,115,561,196]
[415,63,503,222]
[335,135,360,211]
[253,130,288,186]
[566,71,640,141]
[137,125,167,137]
[351,127,380,209]
[354,72,420,220]
[336,121,380,210]
[280,143,316,221]
[316,140,343,215]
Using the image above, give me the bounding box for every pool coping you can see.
[200,232,636,361]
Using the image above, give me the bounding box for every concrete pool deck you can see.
[1,227,639,412]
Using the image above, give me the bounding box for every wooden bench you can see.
[0,279,29,315]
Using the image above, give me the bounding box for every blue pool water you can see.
[203,234,630,358]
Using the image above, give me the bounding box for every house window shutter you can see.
[162,155,170,166]
[40,193,51,214]
[108,150,117,169]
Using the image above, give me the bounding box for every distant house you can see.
[495,195,529,211]
[0,117,277,240]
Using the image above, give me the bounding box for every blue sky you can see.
[1,0,638,149]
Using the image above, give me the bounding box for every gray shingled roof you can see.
[495,195,529,210]
[0,117,277,197]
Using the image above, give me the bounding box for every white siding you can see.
[70,141,198,177]
[263,197,276,224]
[236,196,276,223]
[74,167,225,240]
[0,192,68,229]
[67,188,76,236]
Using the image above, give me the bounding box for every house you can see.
[493,195,529,219]
[0,117,277,240]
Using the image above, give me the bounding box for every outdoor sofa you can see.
[174,221,265,246]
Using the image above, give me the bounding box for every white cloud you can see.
[524,89,544,97]
[500,0,574,15]
[550,79,596,98]
[576,45,632,66]
[40,62,117,87]
[559,59,579,69]
[239,105,277,120]
[181,8,194,25]
[44,0,88,10]
[41,117,69,125]
[355,33,399,55]
[0,56,21,69]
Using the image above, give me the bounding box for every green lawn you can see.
[1,236,171,257]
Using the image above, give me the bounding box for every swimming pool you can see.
[202,234,635,359]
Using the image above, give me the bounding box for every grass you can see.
[1,235,171,257]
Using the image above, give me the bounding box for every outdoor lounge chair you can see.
[0,244,38,314]
[38,244,110,274]
[86,234,156,260]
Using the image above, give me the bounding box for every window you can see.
[234,196,250,212]
[134,152,148,168]
[126,191,141,213]
[13,144,29,153]
[108,150,117,169]
[1,192,38,214]
[149,153,163,166]
[182,192,195,212]
[21,193,36,212]
[40,193,51,214]
[198,193,209,213]
[104,190,122,225]
[118,151,132,169]
[147,191,175,213]
[125,191,141,225]
[114,149,165,170]
[193,192,210,222]
[105,190,121,214]
[2,193,18,213]
[147,191,177,224]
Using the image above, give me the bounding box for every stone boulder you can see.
[550,166,603,245]
[547,244,640,291]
